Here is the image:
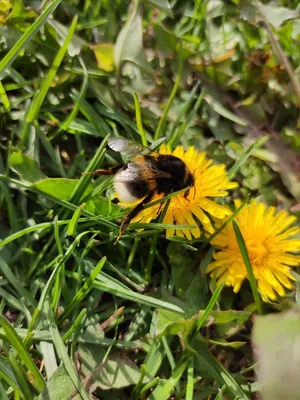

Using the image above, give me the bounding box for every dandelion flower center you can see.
[246,239,268,264]
[207,200,300,302]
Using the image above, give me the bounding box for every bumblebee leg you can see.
[82,164,125,176]
[115,190,155,244]
[184,187,190,199]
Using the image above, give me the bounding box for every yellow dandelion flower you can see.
[206,200,300,302]
[119,144,238,240]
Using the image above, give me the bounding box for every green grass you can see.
[0,0,299,399]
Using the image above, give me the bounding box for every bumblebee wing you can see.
[115,163,171,182]
[115,163,143,182]
[108,137,152,157]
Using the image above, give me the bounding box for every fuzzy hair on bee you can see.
[89,137,195,242]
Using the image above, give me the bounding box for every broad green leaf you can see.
[85,196,119,216]
[0,0,12,17]
[10,152,47,183]
[0,355,19,390]
[79,345,150,390]
[204,93,247,126]
[92,43,114,72]
[253,309,300,400]
[154,309,186,336]
[38,366,76,400]
[147,0,173,17]
[48,19,85,57]
[158,318,196,339]
[185,271,209,314]
[210,310,251,326]
[167,242,199,300]
[257,2,299,29]
[153,24,177,53]
[240,0,299,29]
[114,2,154,76]
[32,178,92,202]
[6,0,37,21]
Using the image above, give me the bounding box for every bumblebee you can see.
[93,137,194,240]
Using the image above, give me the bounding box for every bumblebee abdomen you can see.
[115,181,138,202]
[114,165,150,202]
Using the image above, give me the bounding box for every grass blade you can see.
[0,315,46,393]
[228,143,256,179]
[206,197,249,244]
[93,280,184,313]
[0,355,19,391]
[148,360,187,400]
[134,92,147,146]
[154,44,183,141]
[60,57,88,131]
[58,256,106,324]
[194,337,249,400]
[69,134,109,205]
[21,15,78,147]
[0,80,11,110]
[233,220,263,314]
[0,0,62,75]
[62,308,87,343]
[168,81,200,142]
[197,281,225,330]
[8,353,33,400]
[45,300,90,400]
[0,381,9,400]
[186,356,194,400]
[0,257,36,308]
[27,231,90,333]
[67,203,86,237]
[168,88,205,149]
[40,341,57,379]
[0,220,72,247]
